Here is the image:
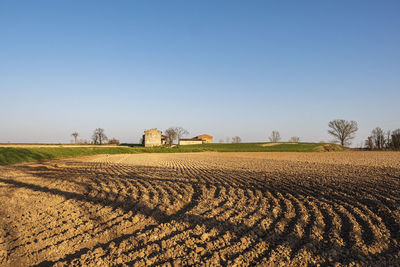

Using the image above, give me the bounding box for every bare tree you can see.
[164,127,188,145]
[174,127,189,140]
[92,128,108,145]
[365,136,375,150]
[165,128,178,146]
[92,132,98,144]
[269,131,281,142]
[225,137,230,143]
[328,119,358,146]
[371,127,386,150]
[232,136,242,143]
[289,136,300,142]
[385,130,392,149]
[391,129,400,150]
[219,139,224,143]
[71,132,79,144]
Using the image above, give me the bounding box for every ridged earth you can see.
[0,152,399,266]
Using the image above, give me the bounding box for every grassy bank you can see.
[173,142,337,152]
[0,142,342,165]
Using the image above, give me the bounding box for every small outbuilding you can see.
[179,134,213,146]
[178,138,203,146]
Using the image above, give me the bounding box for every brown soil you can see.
[0,152,399,266]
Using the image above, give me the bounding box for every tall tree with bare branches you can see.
[269,131,281,142]
[164,127,189,145]
[174,127,189,141]
[371,127,386,149]
[391,129,400,150]
[92,128,108,145]
[328,119,358,146]
[71,132,79,144]
[165,128,178,146]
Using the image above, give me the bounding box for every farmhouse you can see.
[142,128,167,147]
[143,129,212,146]
[179,134,213,146]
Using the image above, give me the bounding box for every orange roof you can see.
[196,134,212,139]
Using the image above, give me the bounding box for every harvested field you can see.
[0,152,399,266]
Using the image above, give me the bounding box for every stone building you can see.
[142,128,167,147]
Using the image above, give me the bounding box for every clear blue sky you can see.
[1,1,399,145]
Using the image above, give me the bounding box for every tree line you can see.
[326,119,399,150]
[70,128,120,145]
[263,119,399,150]
[70,121,400,150]
[365,127,400,150]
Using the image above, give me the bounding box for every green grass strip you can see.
[0,142,341,166]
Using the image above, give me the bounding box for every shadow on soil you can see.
[1,160,399,266]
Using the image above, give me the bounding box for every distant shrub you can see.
[313,144,344,152]
[77,139,89,145]
[232,136,242,143]
[108,138,120,145]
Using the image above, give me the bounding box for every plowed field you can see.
[0,152,399,266]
